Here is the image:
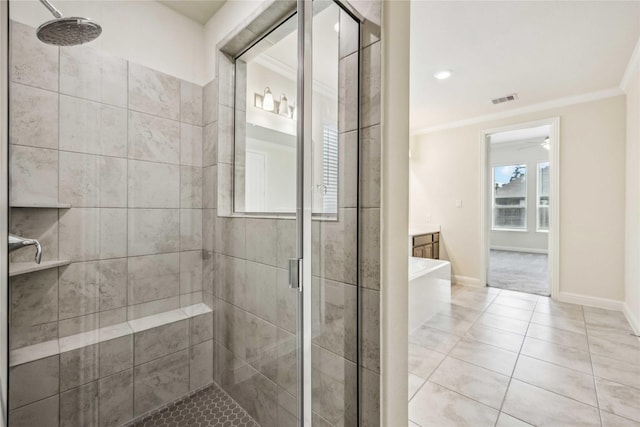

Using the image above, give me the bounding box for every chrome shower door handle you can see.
[8,234,43,264]
[288,258,302,290]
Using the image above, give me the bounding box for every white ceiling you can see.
[264,5,340,91]
[157,0,226,25]
[410,1,640,132]
[490,125,550,144]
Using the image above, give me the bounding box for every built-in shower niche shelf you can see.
[10,203,71,209]
[9,260,71,277]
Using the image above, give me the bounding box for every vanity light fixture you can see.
[434,70,452,80]
[254,87,295,119]
[334,22,339,33]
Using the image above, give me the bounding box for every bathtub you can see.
[409,257,452,333]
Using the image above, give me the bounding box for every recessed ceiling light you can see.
[434,70,452,80]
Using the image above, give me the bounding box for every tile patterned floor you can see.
[489,250,549,296]
[129,383,259,427]
[409,285,640,427]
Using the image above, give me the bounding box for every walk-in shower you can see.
[4,0,381,425]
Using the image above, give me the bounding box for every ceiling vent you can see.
[491,93,518,105]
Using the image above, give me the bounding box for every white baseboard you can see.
[490,246,548,255]
[623,302,640,336]
[556,291,623,311]
[452,275,483,288]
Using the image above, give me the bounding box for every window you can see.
[321,125,338,215]
[537,162,550,231]
[493,164,527,229]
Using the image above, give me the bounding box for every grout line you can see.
[493,293,536,427]
[415,285,637,427]
[422,295,593,425]
[56,43,62,427]
[583,304,605,426]
[503,374,602,409]
[410,288,504,424]
[12,78,206,127]
[507,346,593,377]
[125,58,137,419]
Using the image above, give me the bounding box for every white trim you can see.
[549,118,560,300]
[480,117,560,298]
[490,246,548,255]
[620,36,640,93]
[623,303,640,336]
[254,54,338,100]
[412,87,622,136]
[536,161,550,233]
[452,275,483,288]
[480,131,489,289]
[557,292,623,312]
[381,0,411,424]
[491,228,529,233]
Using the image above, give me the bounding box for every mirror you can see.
[234,3,348,216]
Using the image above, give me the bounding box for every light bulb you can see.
[263,87,274,111]
[278,94,289,116]
[434,70,452,80]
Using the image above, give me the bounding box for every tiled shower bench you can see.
[9,303,214,427]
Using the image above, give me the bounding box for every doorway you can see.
[480,118,560,297]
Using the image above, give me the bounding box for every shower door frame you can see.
[0,1,8,425]
[296,1,364,425]
[296,1,313,424]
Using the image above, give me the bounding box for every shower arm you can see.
[39,0,62,19]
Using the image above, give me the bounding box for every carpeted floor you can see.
[488,250,549,296]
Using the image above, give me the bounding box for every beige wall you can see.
[410,95,627,302]
[625,58,640,331]
[204,0,267,81]
[10,0,207,84]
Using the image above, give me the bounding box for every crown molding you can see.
[411,87,624,136]
[254,54,338,99]
[620,36,640,93]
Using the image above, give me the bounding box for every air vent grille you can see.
[492,93,518,105]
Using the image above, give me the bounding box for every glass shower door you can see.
[232,1,360,424]
[304,1,360,425]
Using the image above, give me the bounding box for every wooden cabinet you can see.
[411,232,440,259]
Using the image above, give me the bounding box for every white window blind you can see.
[493,164,527,230]
[323,125,338,214]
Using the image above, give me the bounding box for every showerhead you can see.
[37,17,102,46]
[36,0,102,46]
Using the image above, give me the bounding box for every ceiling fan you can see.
[516,137,550,151]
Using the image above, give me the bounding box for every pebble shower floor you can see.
[128,383,259,427]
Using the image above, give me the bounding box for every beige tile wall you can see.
[9,20,207,346]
